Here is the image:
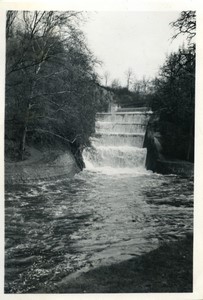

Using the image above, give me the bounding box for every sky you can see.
[83,11,186,86]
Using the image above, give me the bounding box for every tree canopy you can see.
[5,11,108,162]
[150,11,196,161]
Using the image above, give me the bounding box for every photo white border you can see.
[1,1,203,299]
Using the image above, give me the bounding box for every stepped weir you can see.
[83,108,152,171]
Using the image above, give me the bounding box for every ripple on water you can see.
[5,171,193,293]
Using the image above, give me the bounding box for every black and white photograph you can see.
[2,1,203,297]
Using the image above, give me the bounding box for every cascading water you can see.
[5,108,193,293]
[83,110,152,173]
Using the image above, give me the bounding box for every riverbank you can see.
[53,234,193,293]
[5,146,80,184]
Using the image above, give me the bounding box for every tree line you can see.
[151,11,195,162]
[5,11,108,163]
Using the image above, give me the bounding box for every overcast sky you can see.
[83,11,186,86]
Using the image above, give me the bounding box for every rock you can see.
[144,113,194,176]
[156,159,194,177]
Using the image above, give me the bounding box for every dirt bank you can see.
[5,147,80,184]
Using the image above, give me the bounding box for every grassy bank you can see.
[54,234,193,293]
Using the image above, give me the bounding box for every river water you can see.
[5,169,193,293]
[5,110,193,293]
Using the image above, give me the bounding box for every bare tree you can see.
[6,11,17,38]
[125,68,133,90]
[133,76,151,102]
[111,78,121,89]
[6,10,96,160]
[103,71,110,86]
[6,11,83,76]
[170,11,196,47]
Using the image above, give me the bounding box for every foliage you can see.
[151,47,195,125]
[150,11,196,162]
[107,80,152,108]
[5,10,103,161]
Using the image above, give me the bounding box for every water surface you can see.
[5,169,193,293]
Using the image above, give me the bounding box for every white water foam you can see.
[83,111,151,174]
[83,164,149,176]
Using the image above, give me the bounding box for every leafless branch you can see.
[32,128,80,144]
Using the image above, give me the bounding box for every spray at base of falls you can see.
[83,110,152,174]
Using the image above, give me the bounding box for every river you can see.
[5,110,194,293]
[5,168,193,293]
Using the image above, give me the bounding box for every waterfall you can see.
[83,110,152,173]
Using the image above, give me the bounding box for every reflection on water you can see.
[5,170,193,293]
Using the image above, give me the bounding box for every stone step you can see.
[96,122,146,125]
[91,134,144,148]
[97,111,152,116]
[116,107,149,112]
[94,132,145,137]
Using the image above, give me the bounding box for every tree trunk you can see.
[19,104,30,161]
[186,120,194,161]
[19,125,27,160]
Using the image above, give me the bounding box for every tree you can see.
[170,11,196,50]
[125,68,133,90]
[103,71,110,86]
[170,11,196,160]
[133,77,151,102]
[6,11,17,38]
[149,11,196,162]
[5,10,99,161]
[111,78,121,89]
[151,47,195,161]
